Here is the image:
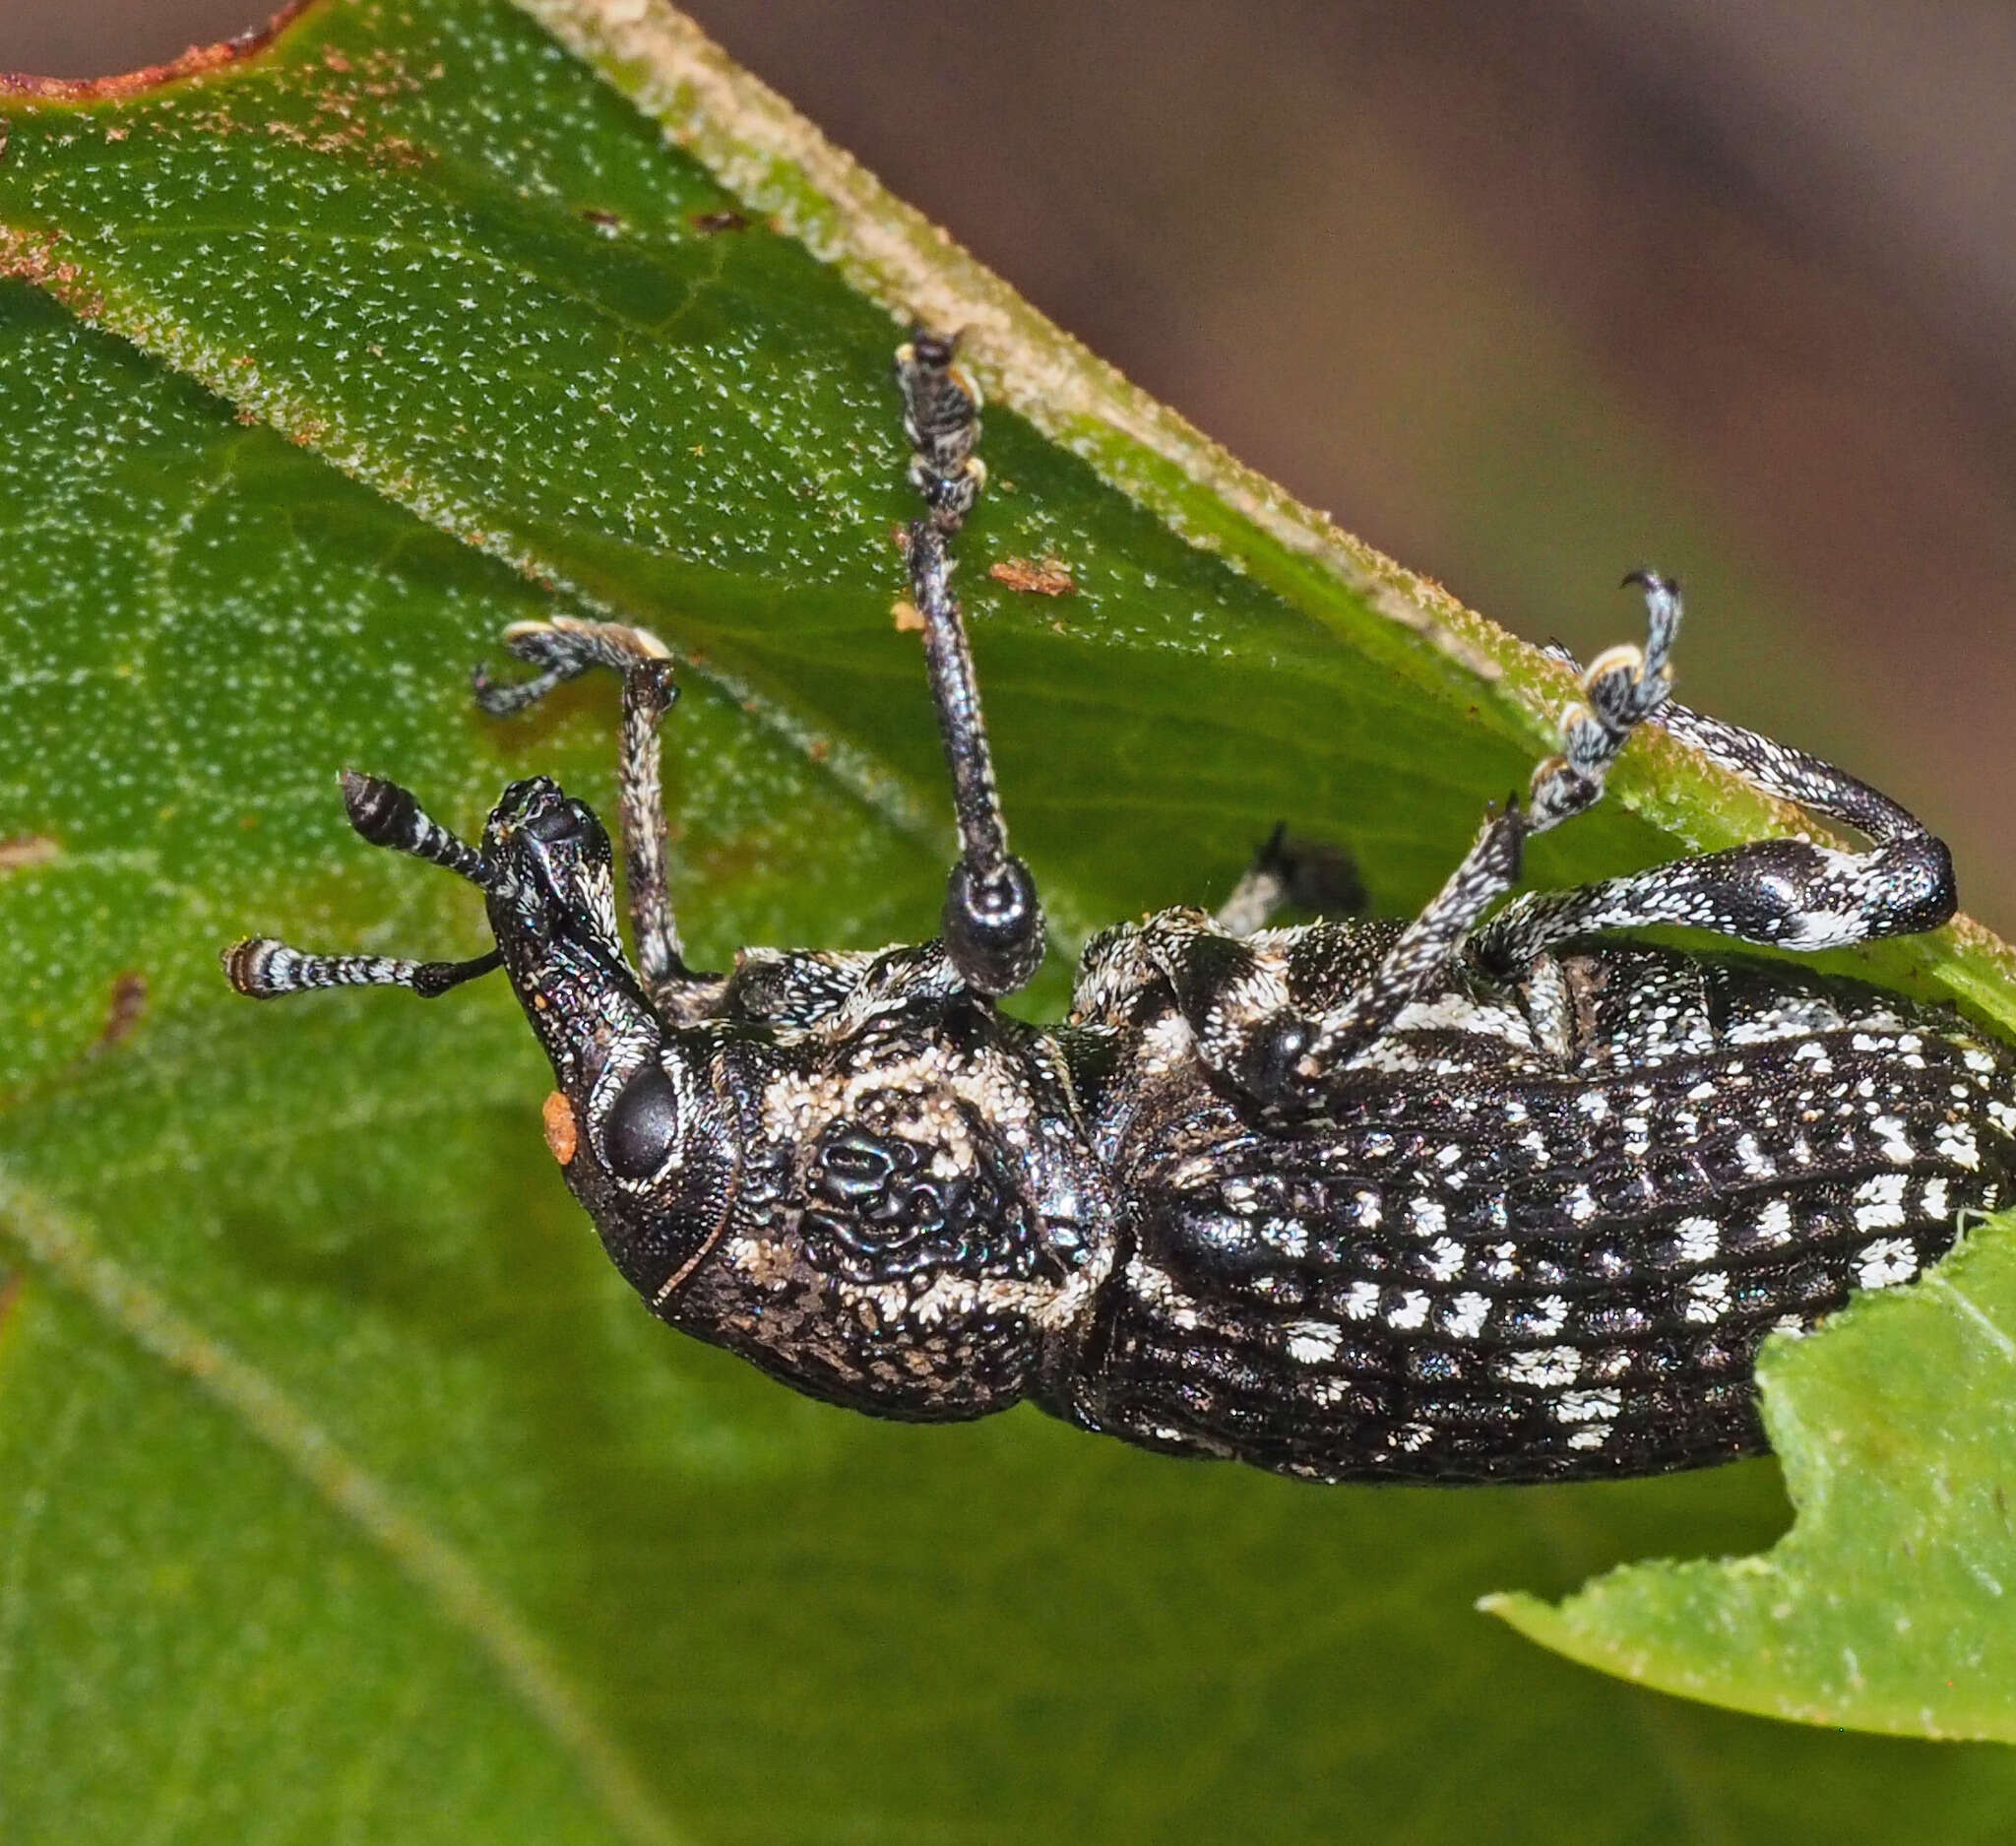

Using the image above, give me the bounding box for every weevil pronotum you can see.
[226,334,2013,1483]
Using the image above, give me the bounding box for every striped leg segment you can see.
[1474,583,1954,973]
[1295,572,1681,1071]
[473,612,698,1010]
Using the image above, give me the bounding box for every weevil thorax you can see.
[643,945,1122,1423]
[480,776,741,1304]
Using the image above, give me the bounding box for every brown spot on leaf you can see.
[691,210,751,235]
[0,0,315,98]
[581,208,624,235]
[0,835,58,873]
[988,556,1077,597]
[92,973,148,1054]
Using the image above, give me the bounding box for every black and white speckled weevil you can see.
[226,334,2015,1484]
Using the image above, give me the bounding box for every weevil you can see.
[226,333,2014,1484]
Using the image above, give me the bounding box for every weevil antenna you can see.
[224,939,503,1000]
[223,772,509,1001]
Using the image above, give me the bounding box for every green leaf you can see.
[1487,1207,2016,1737]
[3,1,2016,1839]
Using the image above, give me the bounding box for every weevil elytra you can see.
[226,333,2014,1484]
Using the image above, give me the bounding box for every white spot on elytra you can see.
[1528,1295,1569,1338]
[1857,1238,1919,1290]
[1342,1280,1381,1321]
[1754,1198,1795,1245]
[1682,1271,1731,1323]
[1936,1122,1982,1170]
[1734,1133,1773,1178]
[1922,1178,1950,1220]
[1554,1387,1622,1425]
[1872,1114,1916,1164]
[1387,1290,1431,1331]
[1442,1292,1492,1340]
[1425,1239,1465,1283]
[1854,1173,1909,1231]
[1408,1197,1447,1238]
[1504,1347,1581,1389]
[1675,1216,1721,1264]
[1287,1320,1341,1365]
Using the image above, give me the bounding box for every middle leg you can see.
[896,333,1046,997]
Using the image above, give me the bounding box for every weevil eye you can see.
[529,798,593,843]
[603,1062,680,1180]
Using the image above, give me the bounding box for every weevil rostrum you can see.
[226,334,2013,1485]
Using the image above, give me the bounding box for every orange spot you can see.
[0,834,59,872]
[988,556,1076,597]
[891,599,924,633]
[542,1092,578,1167]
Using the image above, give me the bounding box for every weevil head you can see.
[480,775,742,1305]
[479,775,637,1066]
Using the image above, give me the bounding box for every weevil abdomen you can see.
[1056,936,2013,1481]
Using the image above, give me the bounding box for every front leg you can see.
[473,613,719,1020]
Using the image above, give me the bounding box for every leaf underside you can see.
[2,2,2016,1841]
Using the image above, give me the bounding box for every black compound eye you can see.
[527,799,593,845]
[602,1063,680,1180]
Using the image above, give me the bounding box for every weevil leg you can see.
[473,613,699,1011]
[897,333,1045,996]
[1473,589,1955,973]
[1214,825,1367,936]
[223,772,505,1000]
[1286,572,1682,1072]
[1122,581,1682,1106]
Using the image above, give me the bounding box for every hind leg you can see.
[1472,612,1954,975]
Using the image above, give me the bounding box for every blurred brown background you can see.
[9,0,2016,924]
